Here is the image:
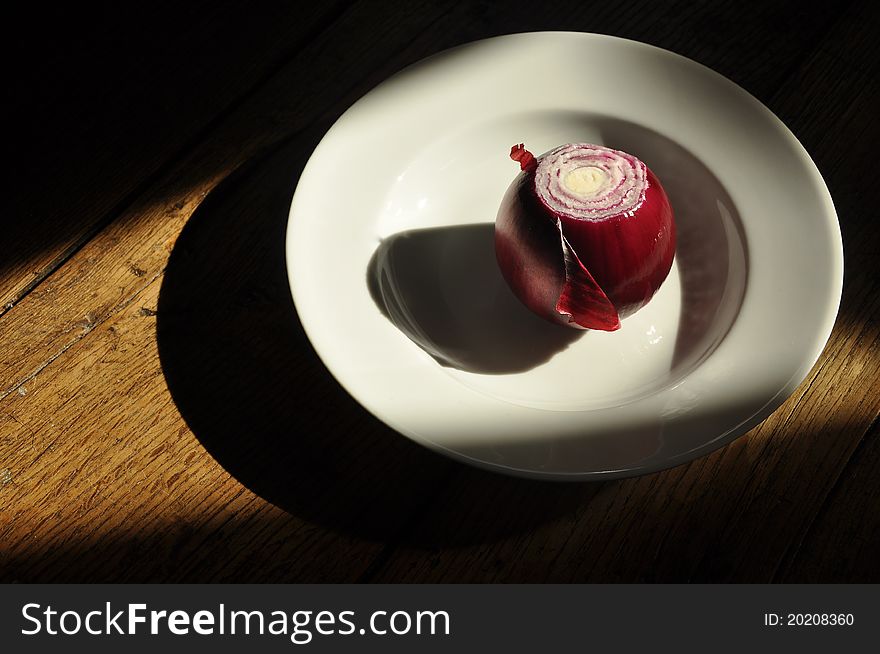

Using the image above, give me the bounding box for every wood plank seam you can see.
[773,355,832,434]
[0,269,164,403]
[771,411,880,582]
[0,0,358,321]
[0,1,461,401]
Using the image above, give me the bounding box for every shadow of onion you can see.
[156,128,598,547]
[367,224,582,373]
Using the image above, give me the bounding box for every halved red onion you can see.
[495,143,676,331]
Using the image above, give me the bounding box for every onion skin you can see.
[495,143,675,331]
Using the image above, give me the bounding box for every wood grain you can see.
[2,0,352,313]
[1,0,877,582]
[780,417,880,582]
[0,0,465,581]
[0,0,487,582]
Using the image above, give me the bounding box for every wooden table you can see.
[2,0,878,583]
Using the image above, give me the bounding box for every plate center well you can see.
[369,111,747,410]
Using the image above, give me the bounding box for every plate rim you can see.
[285,31,843,480]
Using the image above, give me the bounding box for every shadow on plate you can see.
[369,116,747,379]
[367,224,583,373]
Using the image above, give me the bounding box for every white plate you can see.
[286,32,842,479]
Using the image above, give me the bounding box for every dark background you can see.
[3,0,878,582]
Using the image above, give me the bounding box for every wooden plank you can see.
[772,20,880,576]
[0,0,459,397]
[0,126,461,581]
[778,417,880,582]
[366,0,880,582]
[2,0,352,313]
[0,0,869,581]
[0,0,474,582]
[0,277,441,582]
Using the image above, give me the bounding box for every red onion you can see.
[495,143,676,331]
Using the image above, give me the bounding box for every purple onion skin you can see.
[495,154,675,331]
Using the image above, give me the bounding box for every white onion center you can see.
[535,143,648,221]
[563,166,609,196]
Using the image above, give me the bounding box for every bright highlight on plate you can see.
[286,32,842,479]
